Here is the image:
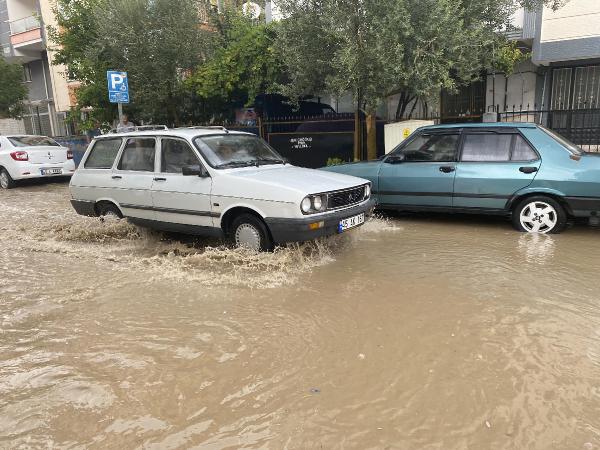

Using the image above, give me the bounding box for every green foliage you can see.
[188,11,286,121]
[326,157,345,166]
[276,0,564,118]
[0,57,28,118]
[495,42,530,76]
[49,0,210,126]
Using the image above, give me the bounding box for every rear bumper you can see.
[11,160,76,180]
[71,199,96,217]
[564,196,600,217]
[265,199,376,244]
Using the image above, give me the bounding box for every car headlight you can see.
[313,195,323,211]
[364,184,371,199]
[301,197,312,213]
[301,195,327,214]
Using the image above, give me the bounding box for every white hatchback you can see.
[69,127,374,251]
[0,135,76,189]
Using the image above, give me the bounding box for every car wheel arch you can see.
[220,206,269,236]
[508,191,573,217]
[94,200,123,217]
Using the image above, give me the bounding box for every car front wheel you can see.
[0,168,15,189]
[512,196,567,234]
[231,213,273,252]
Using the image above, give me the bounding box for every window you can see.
[84,139,122,169]
[9,136,59,147]
[161,138,199,173]
[512,136,538,161]
[118,138,156,172]
[461,134,513,162]
[397,133,459,162]
[195,135,284,168]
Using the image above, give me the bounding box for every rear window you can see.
[539,126,584,156]
[84,138,122,169]
[117,138,156,172]
[9,136,59,147]
[462,134,512,162]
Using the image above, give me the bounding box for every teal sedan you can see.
[322,123,600,233]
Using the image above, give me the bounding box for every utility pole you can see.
[265,0,272,23]
[217,0,224,13]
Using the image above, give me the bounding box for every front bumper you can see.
[265,199,376,244]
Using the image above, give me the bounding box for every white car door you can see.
[151,137,214,227]
[111,136,157,220]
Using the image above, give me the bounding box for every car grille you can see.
[327,186,366,210]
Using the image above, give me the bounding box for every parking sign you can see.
[107,71,130,104]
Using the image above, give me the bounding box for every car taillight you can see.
[67,150,74,159]
[10,151,28,161]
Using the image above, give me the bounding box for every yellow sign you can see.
[403,128,411,139]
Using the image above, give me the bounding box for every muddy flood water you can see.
[2,182,600,449]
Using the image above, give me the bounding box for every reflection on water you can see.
[2,183,600,449]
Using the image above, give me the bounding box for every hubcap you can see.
[520,201,558,233]
[0,172,8,189]
[235,223,261,251]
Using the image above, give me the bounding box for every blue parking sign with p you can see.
[107,71,130,104]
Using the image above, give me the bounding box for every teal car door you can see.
[378,131,460,208]
[453,130,541,210]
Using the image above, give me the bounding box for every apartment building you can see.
[0,0,76,136]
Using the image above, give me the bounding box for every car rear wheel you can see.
[96,202,123,219]
[512,196,567,234]
[231,213,273,252]
[0,168,15,189]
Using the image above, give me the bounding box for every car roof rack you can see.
[108,125,169,134]
[179,126,229,133]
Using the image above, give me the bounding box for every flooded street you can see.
[2,182,600,449]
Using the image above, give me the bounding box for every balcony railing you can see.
[9,15,41,35]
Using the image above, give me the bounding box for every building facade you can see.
[0,0,77,136]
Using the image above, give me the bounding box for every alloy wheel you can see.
[519,201,558,233]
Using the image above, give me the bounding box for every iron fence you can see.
[495,104,600,152]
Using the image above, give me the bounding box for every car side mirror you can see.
[385,154,405,164]
[182,165,209,177]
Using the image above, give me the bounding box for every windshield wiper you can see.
[255,158,286,166]
[216,160,257,169]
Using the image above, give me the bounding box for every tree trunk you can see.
[366,112,377,161]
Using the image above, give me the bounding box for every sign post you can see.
[107,71,130,126]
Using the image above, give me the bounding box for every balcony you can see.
[505,9,537,42]
[9,15,44,51]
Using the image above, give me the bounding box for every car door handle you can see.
[112,175,122,180]
[154,177,167,182]
[439,166,456,173]
[519,167,538,174]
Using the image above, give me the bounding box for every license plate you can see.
[338,213,365,233]
[41,168,62,175]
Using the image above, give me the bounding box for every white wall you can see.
[540,0,600,43]
[0,118,26,134]
[6,0,37,21]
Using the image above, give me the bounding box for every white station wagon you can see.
[69,127,374,251]
[0,135,76,189]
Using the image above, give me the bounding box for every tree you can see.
[0,57,27,119]
[188,11,286,122]
[49,0,211,127]
[276,0,565,160]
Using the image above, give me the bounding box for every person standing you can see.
[116,114,134,132]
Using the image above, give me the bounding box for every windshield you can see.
[539,126,584,156]
[9,136,60,147]
[194,134,285,168]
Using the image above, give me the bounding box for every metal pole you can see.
[265,0,272,23]
[118,102,123,127]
